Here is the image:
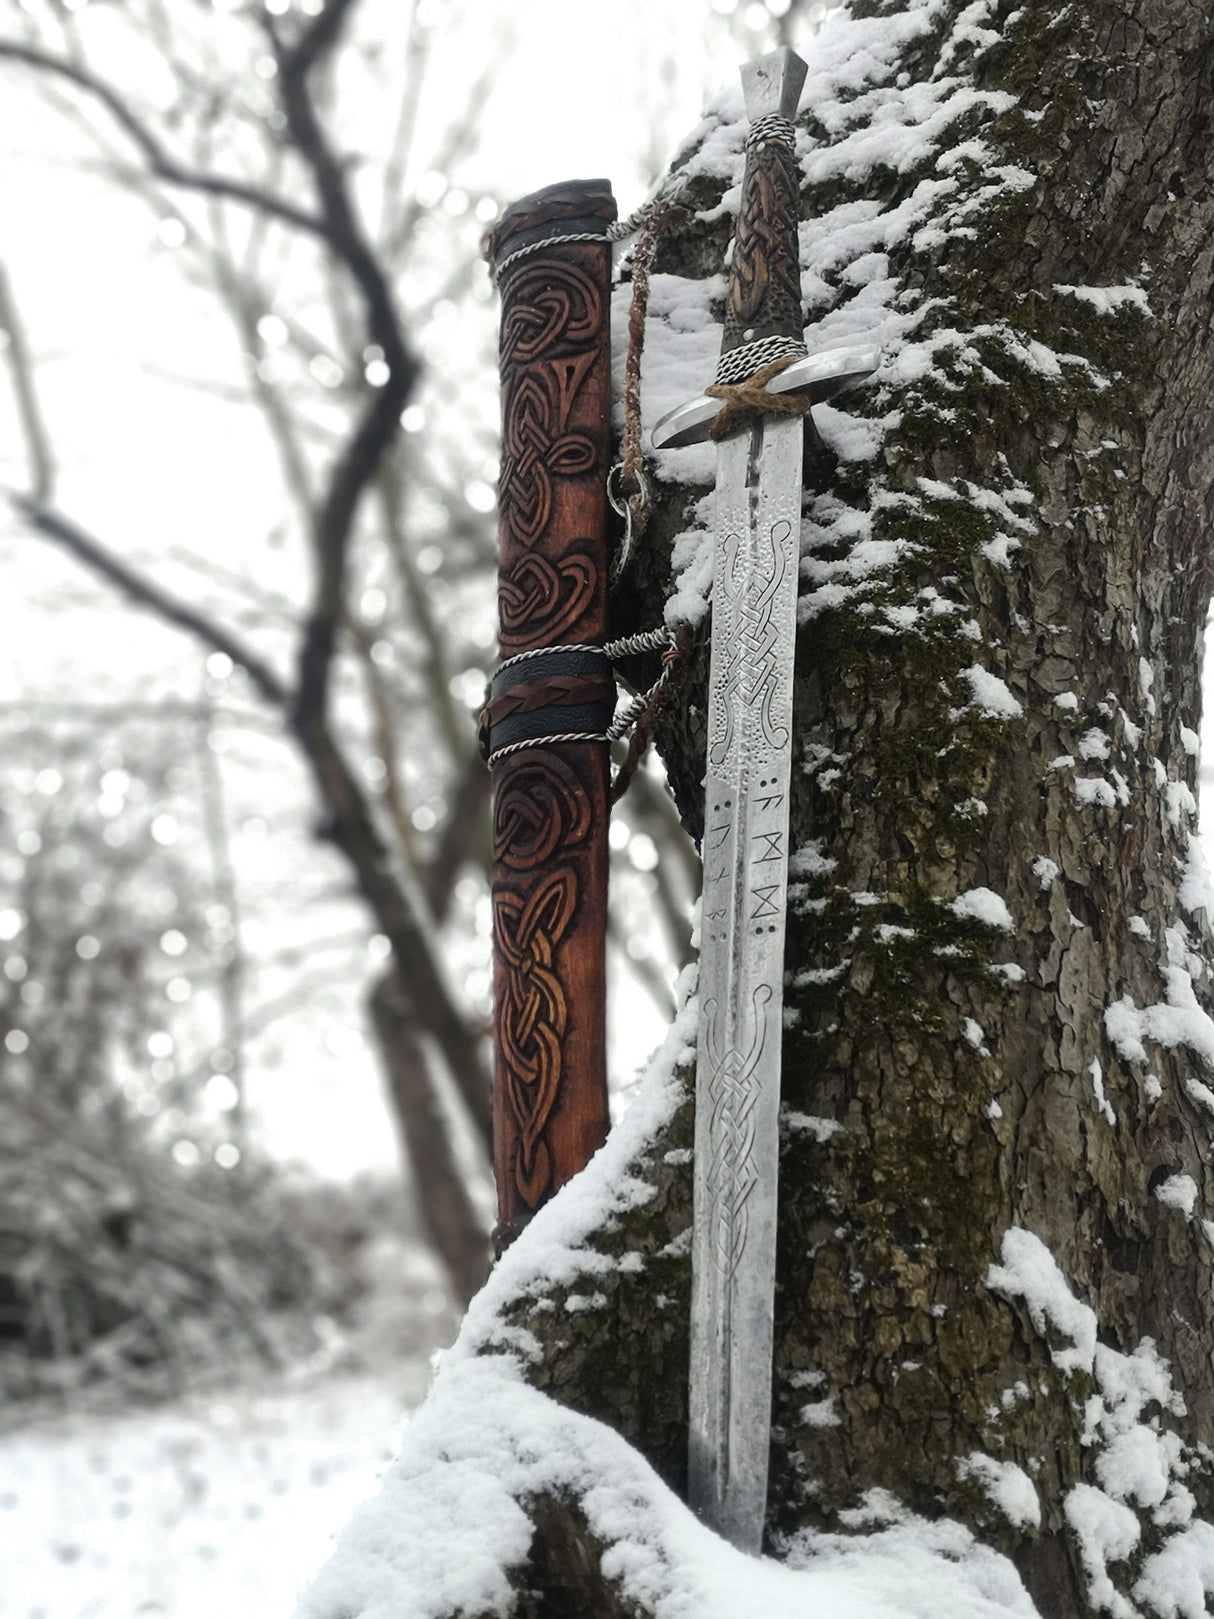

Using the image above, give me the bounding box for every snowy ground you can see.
[0,1363,431,1619]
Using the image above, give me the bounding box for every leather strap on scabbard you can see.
[483,648,615,759]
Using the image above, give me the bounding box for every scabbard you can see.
[487,180,616,1251]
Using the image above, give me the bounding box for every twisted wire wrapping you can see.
[483,627,681,770]
[488,200,661,287]
[713,334,807,388]
[745,112,797,151]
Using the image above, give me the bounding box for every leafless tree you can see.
[0,0,700,1303]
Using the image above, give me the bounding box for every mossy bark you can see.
[490,3,1214,1615]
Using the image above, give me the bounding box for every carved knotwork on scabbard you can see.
[499,359,599,550]
[492,867,578,1207]
[490,181,614,1247]
[498,550,597,647]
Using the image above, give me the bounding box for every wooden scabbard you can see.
[488,180,616,1251]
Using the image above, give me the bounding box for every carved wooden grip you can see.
[721,131,805,357]
[489,180,616,1252]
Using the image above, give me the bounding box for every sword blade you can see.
[689,412,802,1551]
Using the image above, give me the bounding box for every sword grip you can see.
[720,48,808,364]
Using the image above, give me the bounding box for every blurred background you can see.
[0,0,824,1613]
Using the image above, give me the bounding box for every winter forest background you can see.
[0,0,770,1611]
[7,0,1214,1615]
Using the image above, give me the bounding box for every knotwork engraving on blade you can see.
[493,753,592,872]
[709,518,792,772]
[493,867,579,1207]
[702,984,773,1279]
[707,526,744,772]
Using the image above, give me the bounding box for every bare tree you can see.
[0,0,502,1298]
[0,0,705,1304]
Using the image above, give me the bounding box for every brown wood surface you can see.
[490,181,616,1250]
[721,133,804,356]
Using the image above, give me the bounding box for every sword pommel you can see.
[740,45,807,121]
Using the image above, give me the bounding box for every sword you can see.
[651,48,877,1552]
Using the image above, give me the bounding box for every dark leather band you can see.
[485,649,615,755]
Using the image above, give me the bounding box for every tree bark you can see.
[306,3,1214,1615]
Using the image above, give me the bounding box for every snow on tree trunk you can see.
[297,2,1214,1615]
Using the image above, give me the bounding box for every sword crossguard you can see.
[650,343,881,451]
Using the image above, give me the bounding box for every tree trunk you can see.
[302,3,1214,1615]
[368,970,490,1306]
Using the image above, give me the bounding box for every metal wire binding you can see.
[493,230,614,283]
[483,627,679,768]
[494,642,608,676]
[746,113,797,151]
[603,626,672,660]
[608,200,661,242]
[714,334,807,388]
[489,196,664,287]
[487,731,610,765]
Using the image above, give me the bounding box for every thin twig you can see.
[8,498,290,709]
[0,41,327,238]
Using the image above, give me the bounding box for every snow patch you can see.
[800,1396,843,1429]
[1065,1483,1141,1618]
[986,1227,1096,1375]
[1154,1174,1198,1221]
[950,888,1014,931]
[961,664,1023,719]
[1105,969,1214,1072]
[783,1110,844,1143]
[1054,282,1153,318]
[957,1453,1041,1530]
[1032,856,1060,890]
[1089,1059,1116,1127]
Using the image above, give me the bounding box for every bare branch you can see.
[344,607,424,871]
[8,498,290,709]
[0,264,55,505]
[0,40,327,238]
[424,750,490,924]
[287,0,364,75]
[297,716,493,1154]
[263,10,421,731]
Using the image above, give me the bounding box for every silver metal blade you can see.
[689,413,801,1552]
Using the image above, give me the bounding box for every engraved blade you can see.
[689,411,802,1553]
